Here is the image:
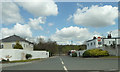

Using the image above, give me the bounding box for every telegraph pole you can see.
[71,40,73,45]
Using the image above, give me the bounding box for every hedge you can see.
[83,49,109,57]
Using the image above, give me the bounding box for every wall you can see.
[0,49,49,61]
[101,46,120,56]
[76,50,86,57]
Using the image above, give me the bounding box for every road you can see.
[2,56,119,72]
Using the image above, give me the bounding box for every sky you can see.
[0,1,119,45]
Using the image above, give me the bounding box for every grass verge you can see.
[2,58,44,63]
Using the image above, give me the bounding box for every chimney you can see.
[107,34,112,38]
[93,36,96,39]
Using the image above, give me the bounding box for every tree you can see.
[34,38,58,54]
[14,41,23,49]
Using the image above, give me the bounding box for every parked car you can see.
[68,50,77,56]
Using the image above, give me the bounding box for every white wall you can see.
[0,49,49,61]
[76,50,86,56]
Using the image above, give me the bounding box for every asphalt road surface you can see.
[2,56,119,72]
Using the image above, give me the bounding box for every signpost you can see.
[97,37,101,42]
[97,37,101,48]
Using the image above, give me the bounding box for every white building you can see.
[0,35,33,51]
[0,35,49,61]
[86,35,120,50]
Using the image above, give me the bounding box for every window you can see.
[88,44,89,46]
[94,42,95,45]
[109,41,111,44]
[113,41,115,45]
[12,44,15,48]
[24,44,25,47]
[91,43,92,46]
[1,44,3,49]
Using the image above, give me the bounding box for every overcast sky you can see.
[1,1,119,45]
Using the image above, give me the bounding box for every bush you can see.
[14,41,23,49]
[49,52,53,57]
[83,49,109,57]
[26,54,32,59]
[1,58,9,63]
[72,52,77,57]
[68,51,71,55]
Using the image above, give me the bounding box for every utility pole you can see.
[115,38,118,56]
[71,40,73,45]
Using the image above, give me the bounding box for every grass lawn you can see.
[2,58,45,63]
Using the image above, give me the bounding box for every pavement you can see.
[2,62,32,68]
[1,56,119,72]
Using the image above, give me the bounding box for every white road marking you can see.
[60,58,64,64]
[63,66,68,72]
[60,58,62,61]
[60,58,68,72]
[61,61,64,64]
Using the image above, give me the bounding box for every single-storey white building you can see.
[0,35,33,51]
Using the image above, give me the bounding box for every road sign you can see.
[97,37,101,42]
[98,42,102,45]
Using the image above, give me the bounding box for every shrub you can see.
[1,58,9,63]
[72,52,77,57]
[49,52,53,57]
[14,41,23,49]
[26,54,32,59]
[83,49,109,57]
[68,51,71,55]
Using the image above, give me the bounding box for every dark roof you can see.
[86,37,120,42]
[0,35,33,44]
[103,37,120,39]
[86,39,96,42]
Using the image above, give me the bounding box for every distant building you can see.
[86,34,120,50]
[0,35,34,51]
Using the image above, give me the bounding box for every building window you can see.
[113,41,115,45]
[91,43,92,46]
[88,44,89,46]
[1,44,3,49]
[94,42,95,45]
[109,41,111,44]
[24,44,25,47]
[12,44,15,48]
